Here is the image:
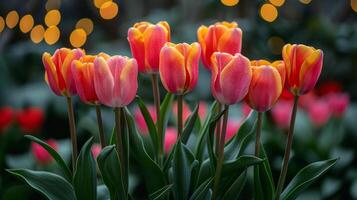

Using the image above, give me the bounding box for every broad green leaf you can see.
[124,108,166,194]
[221,155,263,177]
[221,171,247,200]
[97,145,127,200]
[181,103,199,144]
[281,158,338,200]
[157,93,174,151]
[7,169,76,200]
[24,135,72,182]
[189,177,213,200]
[149,184,173,200]
[73,137,96,200]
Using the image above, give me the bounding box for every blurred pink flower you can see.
[241,102,252,118]
[307,99,331,127]
[198,102,208,121]
[327,92,350,118]
[91,144,102,159]
[298,91,317,110]
[164,127,177,153]
[225,120,240,142]
[134,105,157,135]
[173,101,208,123]
[271,100,293,130]
[32,139,58,165]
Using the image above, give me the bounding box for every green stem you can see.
[275,95,299,200]
[255,112,263,157]
[95,104,106,148]
[212,104,229,200]
[215,103,222,156]
[66,96,78,171]
[151,73,162,163]
[114,107,125,177]
[177,95,183,139]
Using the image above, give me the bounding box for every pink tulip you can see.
[91,144,102,159]
[307,99,331,127]
[225,120,240,141]
[32,139,58,165]
[134,105,157,135]
[164,127,177,153]
[241,102,252,118]
[327,93,350,118]
[271,100,294,130]
[298,91,317,110]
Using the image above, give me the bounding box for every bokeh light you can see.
[260,3,278,22]
[76,18,94,35]
[6,10,19,29]
[70,28,87,47]
[220,0,239,6]
[94,0,112,8]
[0,16,4,33]
[269,0,285,7]
[30,25,45,43]
[352,0,357,12]
[44,26,60,45]
[99,1,119,20]
[268,36,285,54]
[299,0,312,4]
[45,9,61,27]
[45,0,61,11]
[19,15,34,33]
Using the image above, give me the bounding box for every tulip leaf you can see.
[73,137,96,200]
[281,158,338,200]
[97,145,127,200]
[221,171,247,200]
[7,169,76,200]
[181,103,199,144]
[157,93,174,151]
[189,177,213,200]
[124,108,166,194]
[221,155,263,178]
[149,184,173,200]
[136,96,159,158]
[24,135,72,182]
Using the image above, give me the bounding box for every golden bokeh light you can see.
[299,0,312,4]
[94,0,112,8]
[269,0,285,7]
[70,28,87,47]
[99,1,119,20]
[352,0,357,12]
[220,0,239,6]
[19,15,34,33]
[76,18,94,35]
[30,25,45,43]
[0,16,4,33]
[46,0,61,11]
[260,3,278,22]
[6,10,19,29]
[268,36,285,55]
[44,26,60,45]
[45,9,61,27]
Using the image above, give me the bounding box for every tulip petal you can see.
[117,59,138,107]
[128,28,146,72]
[144,25,167,72]
[108,56,128,106]
[185,43,201,92]
[72,61,97,103]
[94,57,114,107]
[271,60,286,86]
[42,53,61,96]
[62,49,84,95]
[211,52,234,103]
[299,50,323,95]
[217,28,242,54]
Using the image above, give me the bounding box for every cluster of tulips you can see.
[8,21,337,200]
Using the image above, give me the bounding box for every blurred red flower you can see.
[327,92,350,118]
[91,144,102,159]
[0,107,14,133]
[31,139,58,165]
[17,107,44,134]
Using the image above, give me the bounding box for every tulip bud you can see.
[197,21,242,69]
[164,127,177,153]
[17,107,44,134]
[282,44,323,95]
[93,55,138,108]
[159,42,201,95]
[0,107,14,133]
[42,48,85,96]
[127,21,170,73]
[32,139,58,165]
[246,61,283,112]
[211,52,252,105]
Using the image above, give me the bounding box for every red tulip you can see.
[327,92,349,118]
[32,139,58,165]
[0,107,14,133]
[307,99,331,127]
[211,52,252,105]
[271,100,293,130]
[17,107,44,134]
[316,81,342,96]
[134,105,157,135]
[197,21,242,69]
[93,55,138,108]
[282,44,323,95]
[159,42,201,95]
[42,48,85,96]
[127,21,171,73]
[164,127,177,153]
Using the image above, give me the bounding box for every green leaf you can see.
[136,96,159,158]
[221,171,247,200]
[181,103,199,144]
[7,169,76,200]
[221,155,263,178]
[157,93,174,150]
[97,145,127,200]
[149,184,173,200]
[189,177,213,200]
[124,108,166,194]
[73,137,96,200]
[24,135,72,182]
[281,158,338,200]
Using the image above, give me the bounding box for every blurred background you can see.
[0,0,356,199]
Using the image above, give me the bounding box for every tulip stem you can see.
[95,104,106,148]
[275,95,299,200]
[212,104,229,200]
[114,107,125,177]
[255,112,263,157]
[177,95,183,139]
[151,73,162,163]
[215,103,222,156]
[66,97,78,171]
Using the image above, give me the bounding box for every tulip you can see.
[91,144,102,159]
[17,107,44,134]
[307,99,331,127]
[159,42,201,95]
[42,48,85,97]
[327,92,349,118]
[316,81,342,96]
[271,100,293,130]
[197,21,242,69]
[32,139,58,165]
[164,127,177,153]
[282,44,323,96]
[0,107,14,133]
[246,61,284,112]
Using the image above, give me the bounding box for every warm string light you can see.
[99,1,119,20]
[70,28,87,47]
[260,3,278,22]
[44,26,60,45]
[76,18,94,35]
[19,14,34,33]
[0,16,4,33]
[30,25,45,43]
[220,0,239,6]
[269,0,285,7]
[6,10,19,29]
[352,0,357,12]
[299,0,312,4]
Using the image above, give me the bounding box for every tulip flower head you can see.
[71,53,110,104]
[32,139,58,165]
[246,60,284,112]
[17,107,44,134]
[42,48,85,96]
[93,55,138,108]
[282,44,323,96]
[308,99,331,127]
[211,52,252,105]
[197,21,242,69]
[0,107,14,133]
[327,92,349,118]
[159,42,201,95]
[127,21,171,73]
